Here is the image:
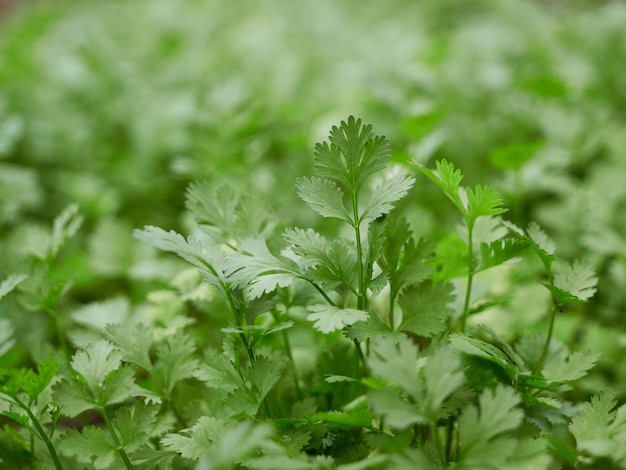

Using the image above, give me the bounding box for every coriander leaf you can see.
[161,416,224,460]
[359,175,415,223]
[105,323,154,372]
[398,281,455,337]
[284,228,357,289]
[478,238,530,271]
[314,116,391,192]
[306,305,368,334]
[0,318,15,357]
[114,402,159,452]
[457,385,523,468]
[59,425,115,469]
[368,336,423,396]
[527,222,556,256]
[416,159,465,217]
[70,340,123,392]
[250,354,284,401]
[224,237,300,298]
[542,350,600,384]
[185,181,241,235]
[466,184,507,227]
[53,380,95,417]
[550,259,597,303]
[193,348,244,393]
[422,347,465,418]
[308,409,375,430]
[0,273,27,301]
[368,389,428,428]
[49,203,83,260]
[569,389,626,466]
[153,331,198,396]
[295,177,352,223]
[345,312,401,342]
[21,357,58,406]
[134,226,228,294]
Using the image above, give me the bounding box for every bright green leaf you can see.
[307,305,368,334]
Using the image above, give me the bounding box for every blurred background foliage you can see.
[1,0,626,392]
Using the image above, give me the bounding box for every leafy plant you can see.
[0,116,615,469]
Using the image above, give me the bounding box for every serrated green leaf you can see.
[296,177,352,222]
[250,355,284,401]
[308,409,374,429]
[70,340,123,392]
[194,348,244,393]
[114,402,159,452]
[479,238,530,271]
[307,305,368,334]
[422,347,465,418]
[457,385,523,467]
[21,357,58,405]
[0,318,15,357]
[398,281,455,337]
[134,226,228,294]
[368,389,428,428]
[59,425,116,469]
[569,390,626,464]
[53,379,96,417]
[314,116,391,192]
[0,273,27,301]
[345,311,401,343]
[153,331,198,396]
[466,184,507,227]
[416,159,465,216]
[161,416,225,460]
[542,350,600,384]
[359,175,415,223]
[105,323,154,372]
[551,259,597,303]
[284,228,356,289]
[224,237,300,298]
[49,203,83,260]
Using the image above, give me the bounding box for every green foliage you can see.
[3,0,626,463]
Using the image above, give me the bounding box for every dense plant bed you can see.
[1,117,620,469]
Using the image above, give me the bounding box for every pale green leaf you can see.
[59,426,115,469]
[368,389,427,428]
[49,203,83,260]
[314,116,391,192]
[551,259,597,303]
[422,347,465,417]
[543,350,601,384]
[416,159,465,216]
[466,184,507,227]
[307,305,368,334]
[193,348,244,393]
[224,237,300,298]
[0,273,27,301]
[114,402,159,452]
[359,175,415,223]
[134,226,228,293]
[153,331,199,396]
[0,318,15,356]
[105,323,154,372]
[70,340,123,392]
[250,355,284,401]
[161,416,225,460]
[296,177,352,222]
[398,281,455,337]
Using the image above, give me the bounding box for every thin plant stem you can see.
[534,300,561,375]
[460,226,474,332]
[351,192,366,311]
[100,407,134,470]
[270,308,302,400]
[224,285,256,365]
[17,397,64,470]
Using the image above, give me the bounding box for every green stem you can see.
[100,408,134,470]
[309,280,337,307]
[431,424,446,466]
[534,300,561,375]
[352,193,366,311]
[224,285,256,365]
[270,308,302,400]
[48,308,71,362]
[17,398,64,470]
[460,226,474,332]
